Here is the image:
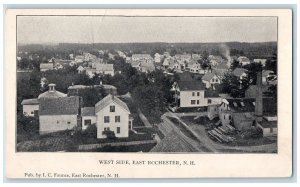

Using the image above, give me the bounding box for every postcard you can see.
[5,8,293,179]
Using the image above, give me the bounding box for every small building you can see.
[39,96,82,134]
[95,63,114,76]
[95,94,133,139]
[256,117,277,136]
[21,98,39,117]
[154,53,162,63]
[202,72,221,89]
[238,56,251,66]
[40,63,54,72]
[81,107,96,131]
[75,55,84,63]
[77,65,85,73]
[131,54,153,61]
[254,59,267,67]
[262,70,277,85]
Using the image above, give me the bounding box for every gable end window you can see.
[110,105,115,112]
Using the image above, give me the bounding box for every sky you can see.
[17,16,277,44]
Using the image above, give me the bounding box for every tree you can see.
[170,49,177,57]
[78,87,105,107]
[265,52,277,73]
[221,73,249,98]
[243,62,262,85]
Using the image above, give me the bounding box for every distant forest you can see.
[18,42,277,60]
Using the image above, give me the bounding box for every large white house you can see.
[95,94,133,139]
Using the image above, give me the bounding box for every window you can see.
[117,127,121,134]
[104,127,110,131]
[224,115,225,120]
[57,121,59,124]
[31,111,34,114]
[110,105,115,112]
[270,128,273,133]
[67,121,71,124]
[104,116,110,123]
[197,100,199,104]
[197,92,200,96]
[212,78,214,82]
[229,115,231,120]
[208,99,212,104]
[84,119,91,126]
[191,100,196,105]
[192,92,195,96]
[115,116,121,123]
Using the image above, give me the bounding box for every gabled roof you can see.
[202,72,217,82]
[238,56,250,62]
[232,68,247,77]
[81,107,95,116]
[204,90,220,98]
[21,98,39,105]
[95,94,130,113]
[39,96,81,115]
[177,81,206,91]
[213,69,227,77]
[224,97,277,115]
[262,70,274,77]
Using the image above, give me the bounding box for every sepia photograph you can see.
[16,15,278,153]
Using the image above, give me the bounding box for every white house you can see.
[21,98,39,117]
[254,59,267,67]
[95,94,133,139]
[75,55,84,63]
[154,53,162,63]
[95,63,114,76]
[202,72,221,89]
[175,81,207,107]
[39,96,81,134]
[77,65,85,73]
[81,107,96,131]
[238,56,251,66]
[40,63,54,72]
[131,54,153,61]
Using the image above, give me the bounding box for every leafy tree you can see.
[221,73,249,98]
[77,87,105,107]
[265,52,277,73]
[243,62,262,85]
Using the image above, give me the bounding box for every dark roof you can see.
[177,81,206,91]
[259,118,277,128]
[225,97,277,115]
[81,107,95,116]
[226,98,256,112]
[204,90,220,98]
[202,72,216,81]
[95,94,130,113]
[39,96,81,115]
[21,98,39,105]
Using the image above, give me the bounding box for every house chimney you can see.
[48,83,56,92]
[255,71,263,123]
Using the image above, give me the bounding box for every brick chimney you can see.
[255,71,263,123]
